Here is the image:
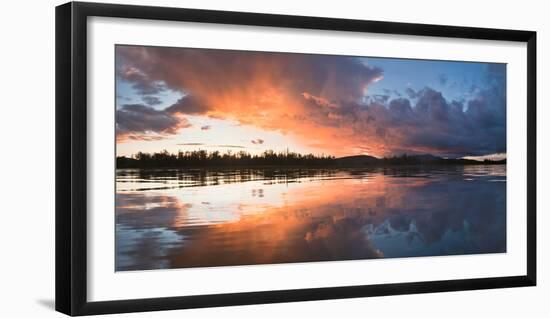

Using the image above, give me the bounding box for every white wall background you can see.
[0,0,547,316]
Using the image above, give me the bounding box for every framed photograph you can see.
[55,1,536,316]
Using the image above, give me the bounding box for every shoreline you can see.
[115,162,506,170]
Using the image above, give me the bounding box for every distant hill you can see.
[335,153,443,166]
[334,153,504,167]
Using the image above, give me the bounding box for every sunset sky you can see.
[115,45,506,159]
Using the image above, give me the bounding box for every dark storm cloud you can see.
[405,87,419,99]
[141,95,162,106]
[116,104,191,141]
[356,84,505,157]
[166,95,210,115]
[117,65,167,95]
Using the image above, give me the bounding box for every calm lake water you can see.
[115,165,506,271]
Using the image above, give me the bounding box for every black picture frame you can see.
[55,1,537,316]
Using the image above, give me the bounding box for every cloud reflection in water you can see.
[115,165,505,271]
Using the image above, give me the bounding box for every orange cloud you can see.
[117,46,390,156]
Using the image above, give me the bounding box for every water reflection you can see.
[115,165,506,271]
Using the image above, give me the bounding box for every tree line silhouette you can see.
[117,149,335,168]
[116,149,505,169]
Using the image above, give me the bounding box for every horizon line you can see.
[117,149,507,162]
